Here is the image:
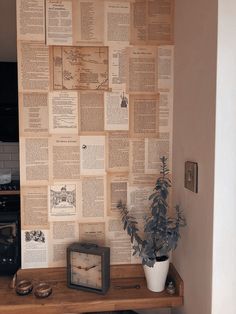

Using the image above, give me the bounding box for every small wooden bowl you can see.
[34,283,52,298]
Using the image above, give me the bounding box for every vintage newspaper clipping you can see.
[18,41,49,92]
[17,0,45,41]
[158,45,174,90]
[79,92,104,133]
[79,222,106,246]
[21,186,49,230]
[104,1,130,45]
[145,135,170,174]
[46,0,73,45]
[19,93,49,137]
[128,46,158,93]
[81,176,105,218]
[48,183,77,220]
[48,220,78,267]
[109,45,128,91]
[50,135,80,180]
[21,229,49,269]
[130,0,174,46]
[107,173,128,216]
[46,0,104,46]
[106,218,131,264]
[20,137,49,185]
[105,92,129,131]
[107,132,129,172]
[49,91,78,134]
[129,94,159,137]
[80,136,106,175]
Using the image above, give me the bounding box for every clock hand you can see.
[73,265,85,270]
[72,265,97,270]
[85,265,97,271]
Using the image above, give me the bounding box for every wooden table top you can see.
[0,264,183,314]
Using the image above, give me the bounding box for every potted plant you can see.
[117,156,186,292]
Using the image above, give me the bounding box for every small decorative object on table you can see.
[34,282,52,298]
[166,281,175,295]
[117,156,186,292]
[15,280,33,296]
[67,242,110,294]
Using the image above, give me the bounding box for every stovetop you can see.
[0,180,20,191]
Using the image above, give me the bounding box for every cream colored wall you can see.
[212,0,236,313]
[0,0,16,62]
[172,0,217,314]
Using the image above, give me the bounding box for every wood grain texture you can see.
[0,190,20,195]
[0,264,183,314]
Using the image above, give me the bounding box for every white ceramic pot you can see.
[143,257,170,292]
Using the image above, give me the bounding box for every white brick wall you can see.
[0,142,19,180]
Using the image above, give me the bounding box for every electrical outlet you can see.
[184,161,198,193]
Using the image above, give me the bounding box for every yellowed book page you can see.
[107,172,128,216]
[19,93,49,137]
[79,92,104,134]
[20,137,49,185]
[80,136,106,175]
[158,45,174,90]
[79,222,106,246]
[159,89,172,133]
[106,218,131,264]
[51,46,109,90]
[51,46,63,89]
[129,137,156,187]
[73,0,104,45]
[107,132,129,172]
[145,133,171,174]
[46,0,73,45]
[18,41,49,92]
[109,45,128,91]
[49,91,78,134]
[48,220,78,267]
[17,0,45,41]
[130,0,174,46]
[127,185,153,261]
[128,46,158,93]
[50,135,80,180]
[80,176,105,218]
[128,185,152,223]
[21,186,49,230]
[104,92,129,131]
[129,94,159,137]
[21,229,49,269]
[104,1,130,46]
[129,173,157,186]
[48,182,78,221]
[129,138,145,173]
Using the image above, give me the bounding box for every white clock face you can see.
[70,251,102,289]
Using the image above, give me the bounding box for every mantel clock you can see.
[67,242,110,294]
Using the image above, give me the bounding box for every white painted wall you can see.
[0,0,16,62]
[172,0,217,314]
[211,0,236,313]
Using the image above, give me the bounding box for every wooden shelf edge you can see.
[0,264,183,314]
[0,190,20,195]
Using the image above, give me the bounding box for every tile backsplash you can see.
[0,142,19,181]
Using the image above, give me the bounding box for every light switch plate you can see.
[184,161,198,193]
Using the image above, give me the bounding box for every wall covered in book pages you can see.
[17,0,174,268]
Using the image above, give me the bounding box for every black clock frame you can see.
[67,242,110,294]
